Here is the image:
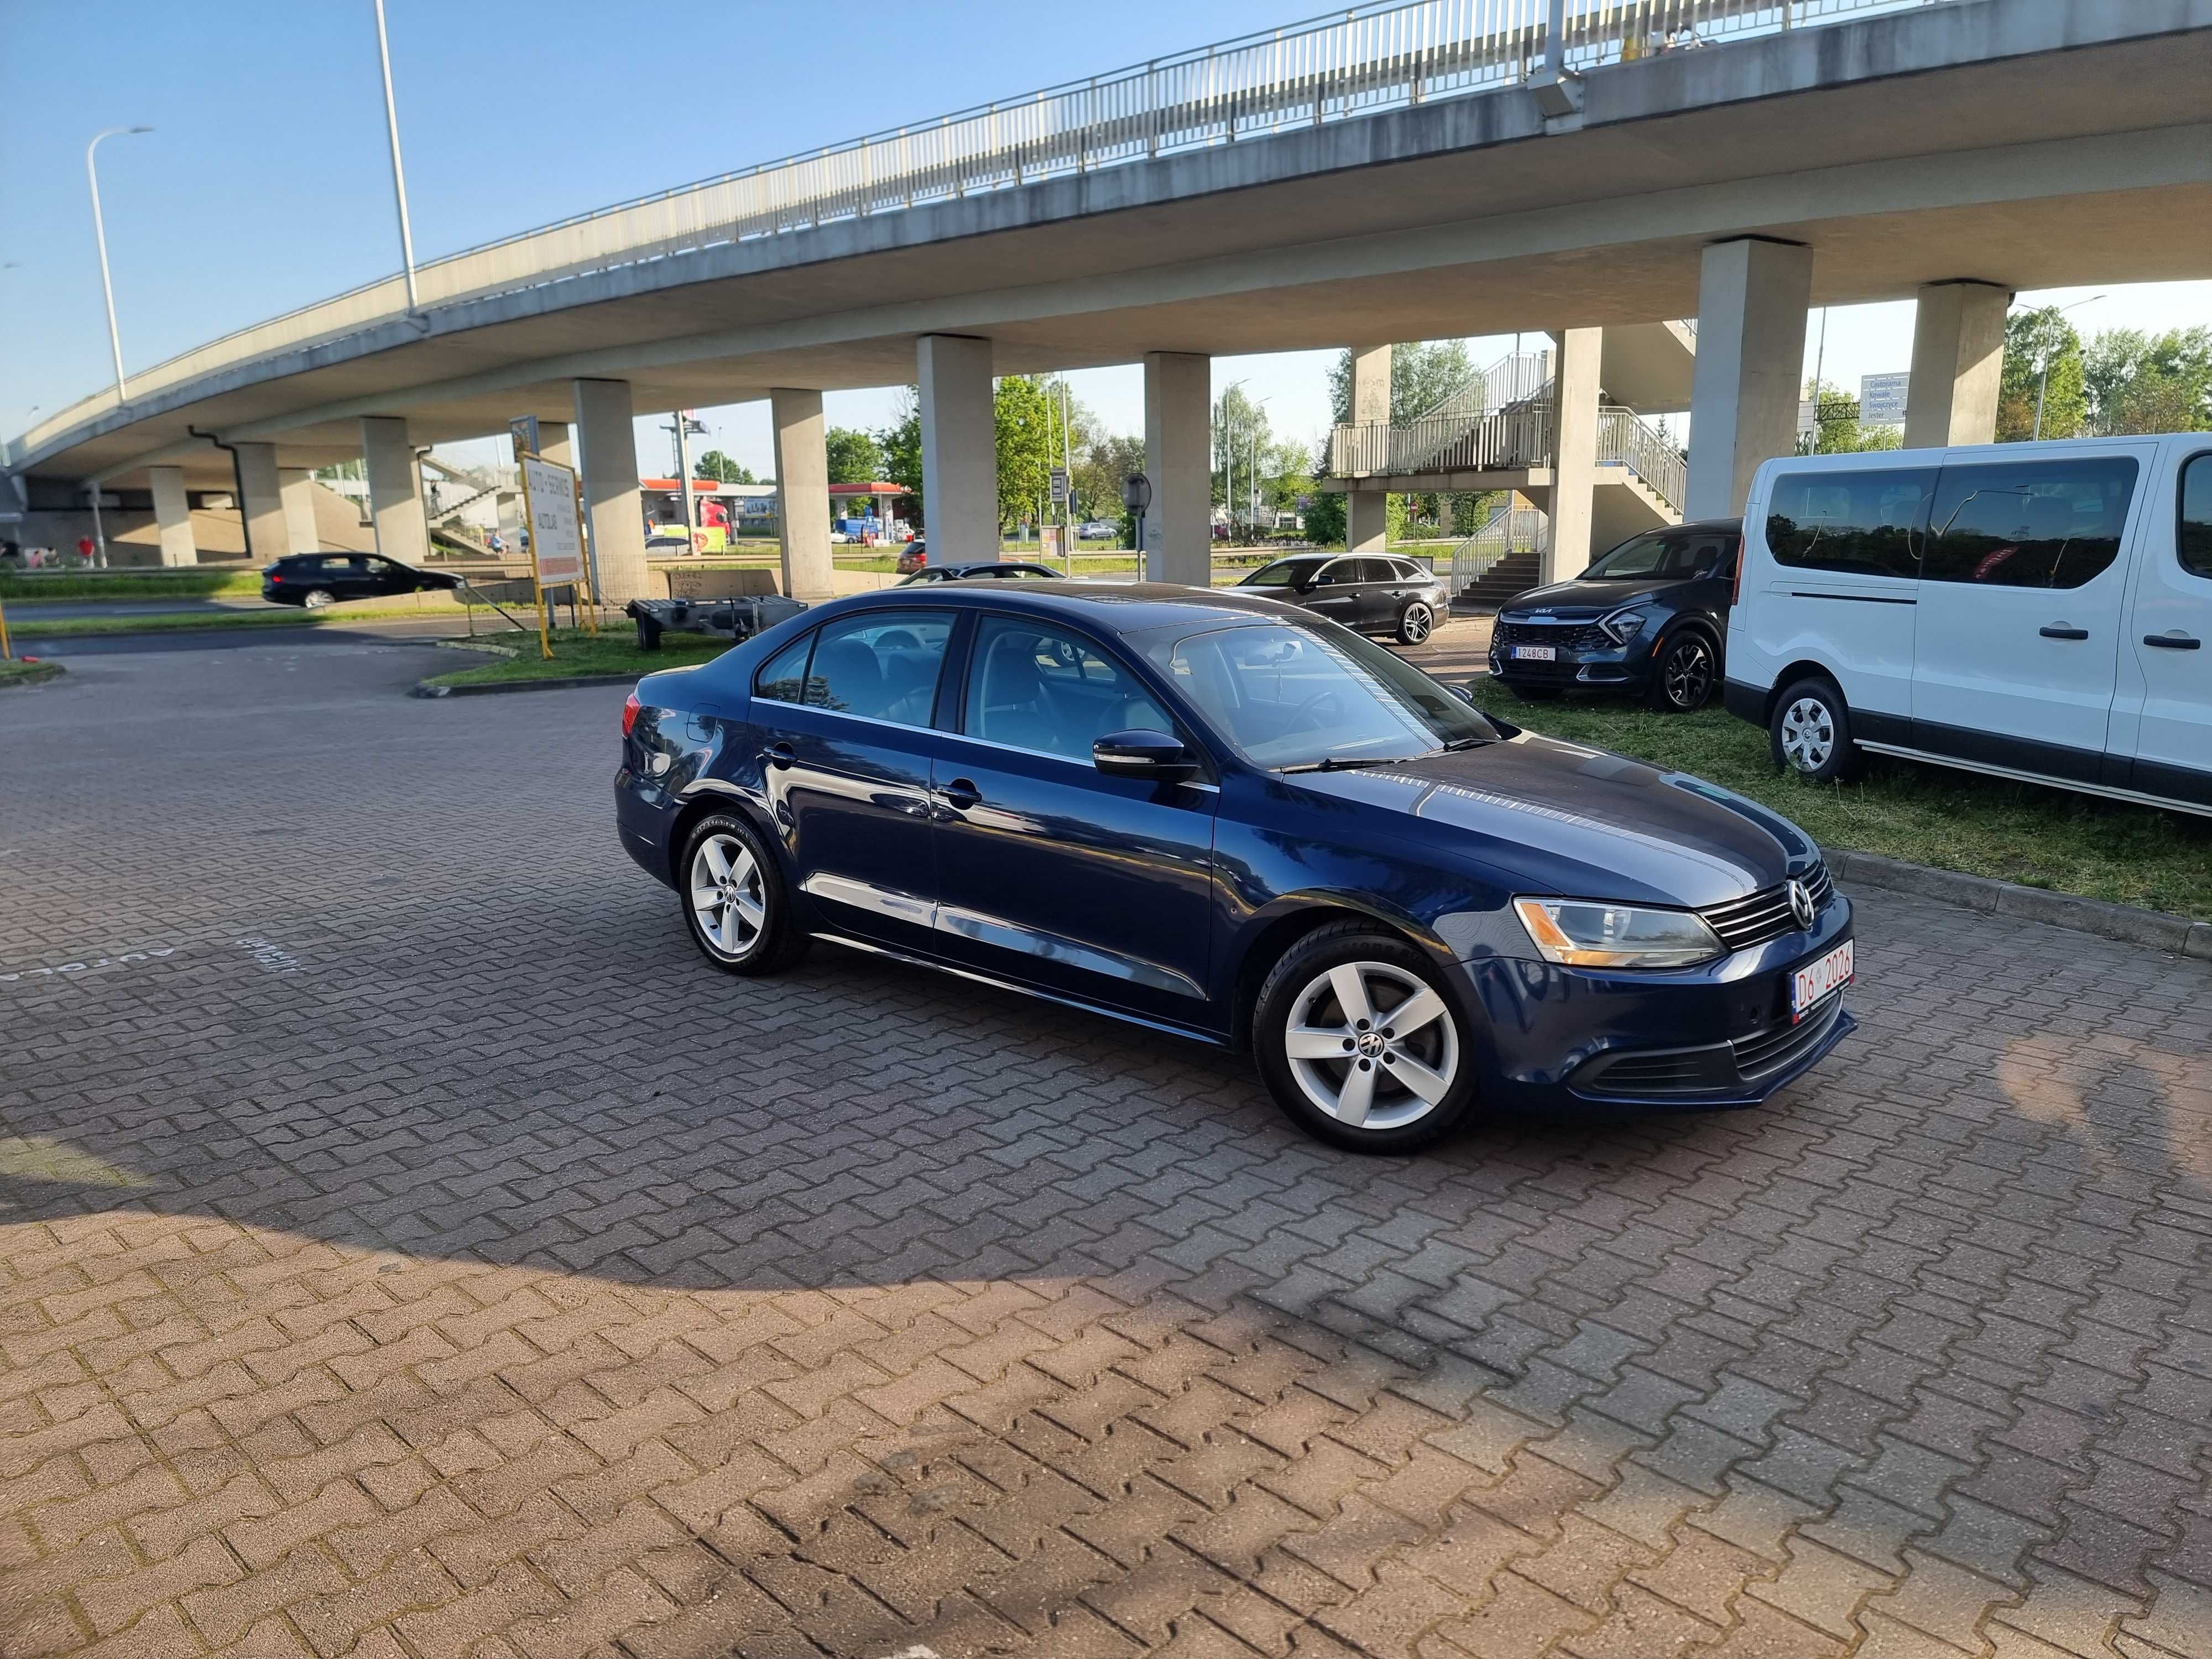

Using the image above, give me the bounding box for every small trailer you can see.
[624,567,806,650]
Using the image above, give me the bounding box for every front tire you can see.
[1770,676,1863,782]
[680,813,807,975]
[1397,602,1436,645]
[1252,922,1479,1154]
[1648,630,1718,712]
[301,588,336,610]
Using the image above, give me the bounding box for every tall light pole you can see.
[86,126,152,404]
[373,0,421,310]
[2031,293,2105,441]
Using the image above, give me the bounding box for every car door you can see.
[363,556,411,596]
[2124,446,2212,807]
[1912,448,2148,782]
[929,612,1219,1025]
[752,611,955,950]
[1300,558,1363,627]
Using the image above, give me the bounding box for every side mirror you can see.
[1449,682,1479,707]
[1093,728,1198,784]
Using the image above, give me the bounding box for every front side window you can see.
[1241,556,1327,588]
[2179,452,2212,580]
[1151,622,1499,770]
[1923,456,2138,589]
[1765,468,1936,578]
[964,618,1172,759]
[799,612,953,726]
[754,632,813,705]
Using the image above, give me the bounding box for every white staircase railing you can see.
[1331,392,1687,512]
[1449,502,1547,593]
[1597,406,1686,509]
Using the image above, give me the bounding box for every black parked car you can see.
[1238,553,1448,644]
[898,561,1063,585]
[1489,519,1741,711]
[262,552,461,609]
[616,583,1855,1154]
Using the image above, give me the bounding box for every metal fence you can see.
[1597,406,1687,507]
[1450,502,1548,591]
[16,0,1945,462]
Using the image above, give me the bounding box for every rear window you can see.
[1923,456,2138,589]
[1764,468,1935,579]
[2180,452,2212,581]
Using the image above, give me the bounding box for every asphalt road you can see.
[15,617,494,656]
[2,636,2204,1659]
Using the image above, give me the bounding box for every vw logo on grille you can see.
[1787,879,1817,931]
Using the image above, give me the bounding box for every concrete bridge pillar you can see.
[1544,327,1602,582]
[233,444,291,566]
[361,417,431,568]
[1905,280,2010,450]
[573,380,651,602]
[1143,351,1211,586]
[1686,237,1812,521]
[771,389,836,602]
[534,421,573,468]
[278,468,320,555]
[917,335,998,562]
[148,466,196,566]
[1347,345,1391,554]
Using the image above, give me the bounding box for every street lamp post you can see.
[86,126,153,405]
[2031,293,2105,441]
[372,0,421,311]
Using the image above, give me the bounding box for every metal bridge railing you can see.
[16,0,1943,462]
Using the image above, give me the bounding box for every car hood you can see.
[1499,576,1673,618]
[1285,733,1819,909]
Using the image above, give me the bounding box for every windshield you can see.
[1149,622,1500,770]
[1580,530,1726,580]
[1240,556,1329,588]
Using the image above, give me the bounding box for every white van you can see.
[1723,435,2211,817]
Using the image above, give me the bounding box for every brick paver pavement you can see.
[2,635,2206,1659]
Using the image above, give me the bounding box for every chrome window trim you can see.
[935,726,1219,790]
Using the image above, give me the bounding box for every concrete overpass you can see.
[9,0,2211,594]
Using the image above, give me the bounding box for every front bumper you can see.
[1457,894,1856,1112]
[1488,632,1652,689]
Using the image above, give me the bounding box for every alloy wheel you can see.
[303,588,335,610]
[689,832,765,958]
[1780,697,1835,772]
[1283,961,1459,1130]
[1663,638,1714,709]
[1401,603,1433,644]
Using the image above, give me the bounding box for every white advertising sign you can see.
[521,456,585,587]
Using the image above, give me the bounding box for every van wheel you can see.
[1770,677,1863,782]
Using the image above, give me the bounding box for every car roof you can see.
[827,581,1298,634]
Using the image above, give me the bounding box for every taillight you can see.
[1730,538,1745,607]
[622,692,641,737]
[269,573,283,583]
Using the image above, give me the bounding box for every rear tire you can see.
[301,588,336,610]
[1397,602,1436,645]
[679,812,808,975]
[1647,630,1719,712]
[1251,922,1479,1154]
[1770,676,1863,782]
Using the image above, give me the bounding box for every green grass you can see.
[8,603,476,638]
[1459,678,2212,922]
[0,658,65,687]
[424,627,729,687]
[0,570,265,602]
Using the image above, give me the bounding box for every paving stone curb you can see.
[1832,847,2211,961]
[411,671,638,698]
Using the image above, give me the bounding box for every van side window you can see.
[2182,453,2212,581]
[1924,457,2139,590]
[1764,469,1934,578]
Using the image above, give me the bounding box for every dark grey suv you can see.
[1237,553,1449,644]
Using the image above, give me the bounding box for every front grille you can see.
[1732,987,1847,1082]
[1700,863,1834,953]
[1495,619,1608,651]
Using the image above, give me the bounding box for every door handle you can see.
[2039,625,2090,640]
[766,741,795,769]
[940,778,982,810]
[2143,633,2202,650]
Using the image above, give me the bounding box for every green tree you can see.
[1075,432,1145,534]
[876,393,924,529]
[693,449,755,484]
[1801,381,1901,454]
[1997,307,2086,442]
[2084,325,2212,435]
[995,375,1056,536]
[822,427,884,486]
[1326,338,1479,425]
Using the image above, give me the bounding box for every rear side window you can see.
[2181,453,2212,581]
[1764,468,1935,578]
[802,612,954,727]
[1924,456,2139,590]
[754,632,814,704]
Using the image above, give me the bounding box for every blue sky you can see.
[4,1,2206,479]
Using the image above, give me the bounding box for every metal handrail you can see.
[15,0,1944,462]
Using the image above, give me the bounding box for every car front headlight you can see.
[1598,607,1648,645]
[1512,896,1724,968]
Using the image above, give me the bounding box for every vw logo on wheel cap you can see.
[1787,879,1816,931]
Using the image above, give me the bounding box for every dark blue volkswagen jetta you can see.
[616,583,1855,1152]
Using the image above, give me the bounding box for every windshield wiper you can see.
[1439,736,1491,752]
[1277,754,1400,773]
